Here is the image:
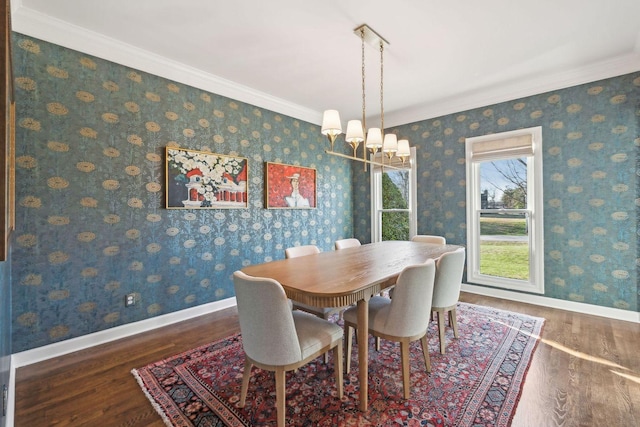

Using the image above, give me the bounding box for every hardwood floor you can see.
[14,293,640,426]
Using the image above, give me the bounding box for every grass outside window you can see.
[479,241,529,280]
[479,216,529,280]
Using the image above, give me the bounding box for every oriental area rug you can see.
[132,303,544,426]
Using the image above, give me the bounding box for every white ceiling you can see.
[11,0,640,127]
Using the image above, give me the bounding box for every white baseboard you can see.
[6,297,237,427]
[462,283,640,323]
[6,360,15,427]
[11,297,237,369]
[6,289,638,427]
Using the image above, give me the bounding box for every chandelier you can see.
[321,24,411,170]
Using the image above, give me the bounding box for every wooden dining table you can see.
[240,240,463,411]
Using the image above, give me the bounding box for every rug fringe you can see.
[131,368,174,427]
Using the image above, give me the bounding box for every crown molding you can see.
[10,2,640,130]
[10,2,322,125]
[383,52,640,128]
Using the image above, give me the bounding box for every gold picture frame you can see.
[1,0,14,261]
[165,147,249,209]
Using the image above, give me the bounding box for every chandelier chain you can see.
[379,41,384,134]
[360,28,366,132]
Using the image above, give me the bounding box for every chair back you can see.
[411,235,446,245]
[334,238,361,250]
[383,259,436,337]
[233,271,302,365]
[285,245,320,259]
[432,248,466,308]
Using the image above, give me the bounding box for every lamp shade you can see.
[345,120,365,143]
[365,128,383,149]
[397,139,410,156]
[321,110,342,136]
[383,133,398,154]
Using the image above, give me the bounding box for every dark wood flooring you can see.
[14,293,640,426]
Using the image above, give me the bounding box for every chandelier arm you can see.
[325,150,402,170]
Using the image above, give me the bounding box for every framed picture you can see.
[1,0,15,261]
[165,147,248,209]
[265,162,316,209]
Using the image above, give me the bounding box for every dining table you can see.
[240,240,463,411]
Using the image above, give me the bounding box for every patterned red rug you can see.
[132,302,544,426]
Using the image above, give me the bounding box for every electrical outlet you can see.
[125,293,136,307]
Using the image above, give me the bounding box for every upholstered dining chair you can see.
[284,245,344,320]
[431,247,466,354]
[284,244,320,259]
[335,237,380,348]
[411,234,446,245]
[334,238,361,250]
[233,271,343,427]
[343,259,436,399]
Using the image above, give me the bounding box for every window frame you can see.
[371,147,417,243]
[465,126,544,294]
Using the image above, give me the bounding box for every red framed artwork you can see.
[265,162,316,209]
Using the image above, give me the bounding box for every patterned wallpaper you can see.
[355,72,639,313]
[10,35,354,352]
[8,33,639,353]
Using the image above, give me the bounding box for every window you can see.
[371,147,417,242]
[465,127,544,294]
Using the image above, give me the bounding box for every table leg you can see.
[357,297,369,411]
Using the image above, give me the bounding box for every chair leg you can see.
[333,340,344,398]
[420,335,431,373]
[275,366,286,427]
[345,323,353,373]
[375,336,381,351]
[450,307,459,339]
[400,339,411,399]
[239,357,252,407]
[437,310,446,354]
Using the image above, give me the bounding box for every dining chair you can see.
[343,258,436,399]
[411,234,446,245]
[284,244,321,258]
[233,271,343,427]
[431,247,466,354]
[334,237,382,349]
[284,245,345,363]
[284,245,344,320]
[334,238,361,250]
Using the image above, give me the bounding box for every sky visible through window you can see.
[480,158,526,205]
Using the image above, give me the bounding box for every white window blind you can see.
[469,134,533,161]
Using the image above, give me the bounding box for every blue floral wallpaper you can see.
[8,32,639,353]
[355,72,639,313]
[10,35,354,352]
